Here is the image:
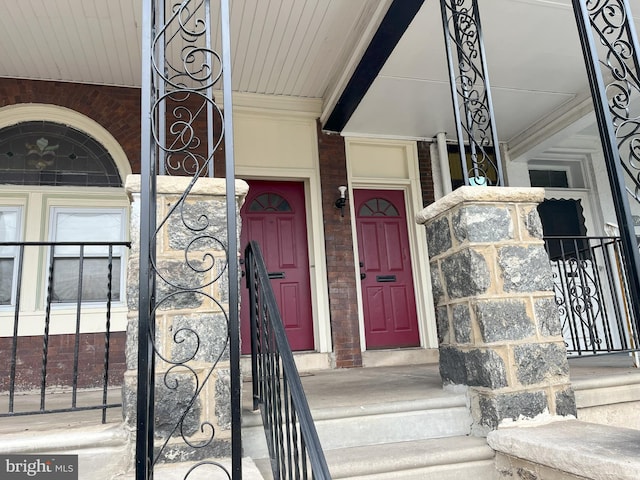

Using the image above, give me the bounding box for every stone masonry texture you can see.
[418,190,574,435]
[498,245,554,293]
[426,216,452,257]
[535,297,562,337]
[474,299,535,343]
[124,177,240,449]
[453,205,513,243]
[440,249,491,299]
[452,303,472,343]
[514,343,568,386]
[477,390,548,431]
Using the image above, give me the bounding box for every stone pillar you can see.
[123,174,248,462]
[416,187,576,435]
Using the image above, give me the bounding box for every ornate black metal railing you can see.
[544,235,640,355]
[0,241,130,423]
[439,0,504,186]
[138,0,240,479]
[245,241,331,480]
[571,0,640,337]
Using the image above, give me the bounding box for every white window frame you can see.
[47,206,127,308]
[0,205,23,308]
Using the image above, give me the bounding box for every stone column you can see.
[123,174,248,462]
[417,187,575,435]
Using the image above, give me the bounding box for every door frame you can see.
[344,137,437,352]
[347,181,435,351]
[236,171,332,354]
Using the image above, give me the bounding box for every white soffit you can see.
[343,0,639,143]
[0,0,375,99]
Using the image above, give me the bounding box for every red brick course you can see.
[317,123,362,368]
[0,78,142,173]
[417,141,436,206]
[0,332,126,392]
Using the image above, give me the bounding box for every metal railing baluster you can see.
[544,235,639,357]
[246,241,331,480]
[0,241,129,420]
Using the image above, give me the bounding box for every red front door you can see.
[240,180,314,353]
[354,189,420,349]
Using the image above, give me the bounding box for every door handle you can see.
[268,272,286,280]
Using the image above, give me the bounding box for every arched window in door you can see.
[248,193,292,212]
[358,198,399,217]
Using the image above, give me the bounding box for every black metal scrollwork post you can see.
[138,0,240,479]
[571,0,640,336]
[439,0,504,186]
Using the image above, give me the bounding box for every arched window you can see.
[0,121,121,187]
[248,193,292,212]
[0,120,128,318]
[358,198,399,217]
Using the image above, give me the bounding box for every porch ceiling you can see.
[1,1,639,147]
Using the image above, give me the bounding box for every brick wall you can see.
[0,332,126,391]
[0,78,142,173]
[317,123,362,368]
[417,141,435,206]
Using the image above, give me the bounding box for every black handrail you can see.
[245,241,331,480]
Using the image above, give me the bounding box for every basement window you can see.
[529,170,569,188]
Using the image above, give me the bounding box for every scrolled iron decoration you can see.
[139,0,236,478]
[154,1,223,91]
[439,0,503,186]
[583,0,640,199]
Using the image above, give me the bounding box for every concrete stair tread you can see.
[571,370,640,391]
[0,421,128,453]
[242,396,473,457]
[252,436,495,480]
[325,436,494,479]
[114,458,265,480]
[242,394,468,427]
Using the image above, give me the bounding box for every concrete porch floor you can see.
[1,353,639,434]
[242,353,640,413]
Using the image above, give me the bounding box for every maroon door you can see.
[354,189,420,349]
[240,180,314,353]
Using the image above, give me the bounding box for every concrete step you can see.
[242,393,472,459]
[253,436,495,480]
[572,369,640,430]
[329,436,495,480]
[114,458,266,480]
[0,421,132,480]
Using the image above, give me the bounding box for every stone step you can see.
[242,394,472,459]
[114,458,266,480]
[572,369,640,430]
[253,436,495,480]
[0,422,131,480]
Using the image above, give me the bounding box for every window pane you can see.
[529,169,569,188]
[0,209,19,256]
[52,257,121,303]
[359,199,399,217]
[0,258,14,305]
[249,193,292,212]
[53,210,123,256]
[0,208,21,305]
